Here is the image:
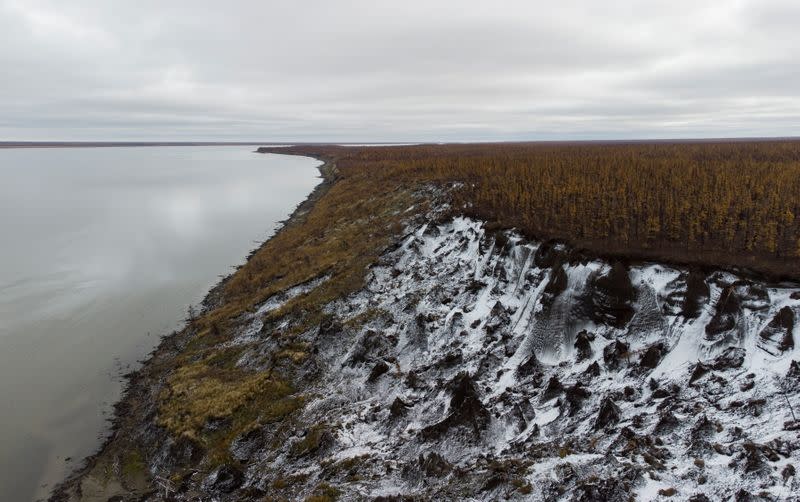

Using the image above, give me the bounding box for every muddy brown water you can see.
[0,147,320,501]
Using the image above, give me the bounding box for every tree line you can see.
[266,141,800,279]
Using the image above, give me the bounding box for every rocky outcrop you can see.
[593,397,621,430]
[421,372,490,439]
[585,262,637,328]
[759,306,795,355]
[574,330,595,362]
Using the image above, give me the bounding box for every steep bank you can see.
[52,149,800,501]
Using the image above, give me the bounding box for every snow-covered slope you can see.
[218,216,800,501]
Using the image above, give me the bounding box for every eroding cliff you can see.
[54,209,800,501]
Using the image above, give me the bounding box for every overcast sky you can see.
[1,0,798,141]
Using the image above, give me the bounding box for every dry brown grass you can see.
[204,158,417,326]
[157,360,291,439]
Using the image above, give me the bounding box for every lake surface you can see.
[0,147,321,501]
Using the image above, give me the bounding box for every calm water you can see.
[0,147,320,501]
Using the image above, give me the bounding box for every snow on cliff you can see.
[226,216,799,501]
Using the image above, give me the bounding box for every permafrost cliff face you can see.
[194,216,800,501]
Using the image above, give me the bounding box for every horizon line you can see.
[2,136,800,149]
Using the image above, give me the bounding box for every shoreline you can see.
[200,150,338,312]
[48,150,336,501]
[47,145,800,500]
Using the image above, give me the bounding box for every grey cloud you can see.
[0,0,798,141]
